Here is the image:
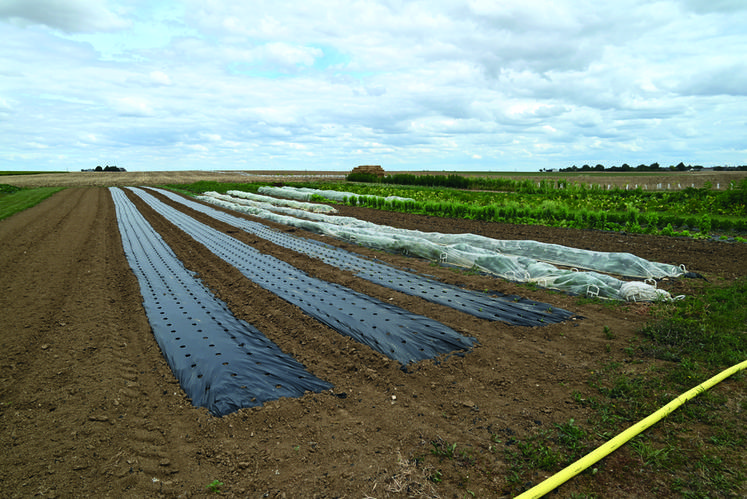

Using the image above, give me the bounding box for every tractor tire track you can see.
[0,188,220,497]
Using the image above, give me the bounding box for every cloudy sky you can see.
[1,0,745,172]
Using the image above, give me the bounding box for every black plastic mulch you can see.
[128,187,477,365]
[153,188,573,326]
[110,187,332,416]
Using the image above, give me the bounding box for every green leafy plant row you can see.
[343,192,747,237]
[349,172,747,209]
[164,177,747,239]
[354,175,744,213]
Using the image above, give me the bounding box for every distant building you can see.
[350,165,385,177]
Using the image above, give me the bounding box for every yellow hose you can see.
[515,358,747,499]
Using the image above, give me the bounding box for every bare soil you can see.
[1,186,745,498]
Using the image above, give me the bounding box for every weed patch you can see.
[503,278,747,496]
[503,419,594,494]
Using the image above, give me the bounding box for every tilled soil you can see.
[1,187,745,498]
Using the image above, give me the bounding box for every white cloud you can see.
[200,132,222,142]
[111,96,154,117]
[0,97,14,119]
[0,0,746,171]
[149,70,171,85]
[0,0,129,33]
[675,62,747,97]
[257,42,323,70]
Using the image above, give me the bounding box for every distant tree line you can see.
[81,165,127,172]
[543,162,747,173]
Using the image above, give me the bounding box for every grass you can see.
[161,180,266,196]
[502,277,747,496]
[502,418,594,492]
[0,185,65,221]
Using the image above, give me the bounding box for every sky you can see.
[1,0,746,172]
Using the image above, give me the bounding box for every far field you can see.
[1,168,745,190]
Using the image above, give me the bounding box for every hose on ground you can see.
[515,357,747,498]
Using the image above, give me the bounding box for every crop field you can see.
[1,171,746,498]
[0,170,348,188]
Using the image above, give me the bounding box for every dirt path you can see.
[0,188,214,497]
[1,187,743,498]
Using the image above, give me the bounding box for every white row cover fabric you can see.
[198,192,684,301]
[258,185,414,204]
[225,190,337,213]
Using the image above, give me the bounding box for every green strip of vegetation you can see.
[328,179,747,238]
[0,184,65,221]
[161,180,270,196]
[165,177,747,240]
[348,170,746,194]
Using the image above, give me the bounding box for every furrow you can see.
[110,187,332,416]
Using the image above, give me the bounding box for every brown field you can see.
[0,170,348,188]
[1,172,745,497]
[2,168,745,190]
